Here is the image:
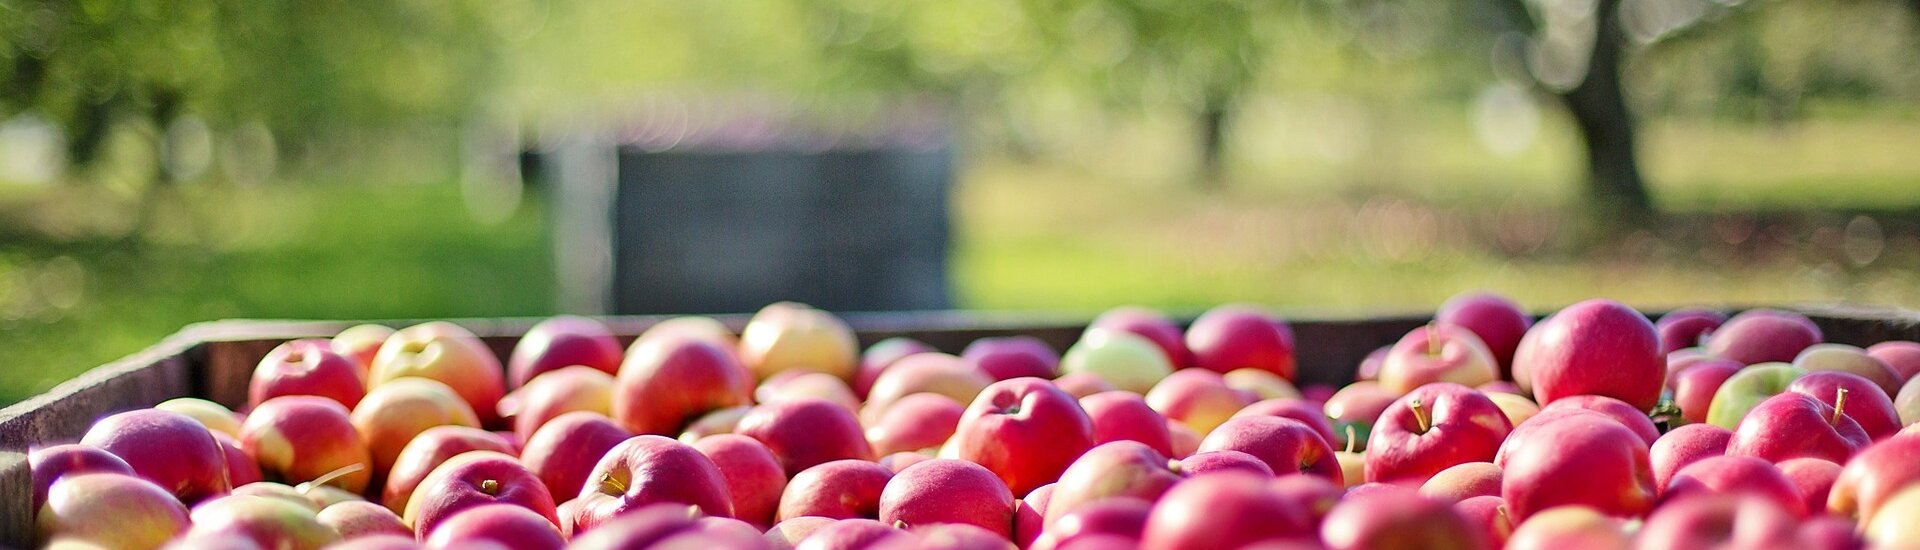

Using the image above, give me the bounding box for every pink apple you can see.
[1044,441,1182,526]
[1796,343,1903,398]
[1267,474,1343,528]
[1778,457,1843,518]
[183,494,341,550]
[1196,416,1342,483]
[691,433,788,528]
[1087,306,1192,370]
[879,459,1015,537]
[1540,395,1658,445]
[1146,368,1255,437]
[862,352,993,425]
[504,366,614,441]
[520,411,632,503]
[1419,462,1502,503]
[1014,483,1054,548]
[241,395,372,494]
[1665,455,1806,517]
[1177,449,1275,478]
[1322,381,1398,448]
[381,425,515,513]
[736,398,875,476]
[1365,383,1511,485]
[369,321,508,424]
[423,502,566,550]
[963,336,1061,381]
[865,392,965,456]
[1500,506,1628,550]
[1452,496,1512,549]
[680,405,752,442]
[1377,323,1499,395]
[79,408,231,503]
[1319,485,1484,550]
[1223,368,1303,401]
[1232,398,1340,452]
[508,315,624,387]
[1706,309,1824,365]
[1356,345,1390,382]
[564,501,714,548]
[1669,358,1742,425]
[856,337,937,399]
[350,378,482,478]
[1498,412,1655,521]
[778,459,893,521]
[615,336,753,435]
[1869,341,1920,382]
[1727,391,1870,464]
[757,371,864,413]
[29,444,134,509]
[739,302,860,382]
[1436,292,1532,376]
[1079,391,1175,457]
[210,431,263,488]
[794,518,909,550]
[155,397,244,438]
[573,435,733,531]
[1790,370,1901,440]
[332,324,396,375]
[1654,308,1726,356]
[1649,423,1733,492]
[880,451,934,474]
[768,516,839,550]
[250,338,366,409]
[1185,304,1296,379]
[317,500,410,540]
[1513,299,1664,411]
[1800,516,1868,550]
[36,472,189,549]
[1828,433,1920,523]
[952,378,1097,496]
[405,451,559,538]
[1139,471,1314,550]
[1053,372,1119,399]
[1037,499,1150,549]
[1635,494,1797,550]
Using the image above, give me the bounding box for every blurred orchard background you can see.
[2,0,1919,404]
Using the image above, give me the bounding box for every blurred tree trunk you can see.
[1559,0,1653,219]
[1197,94,1231,191]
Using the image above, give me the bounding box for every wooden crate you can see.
[3,305,1918,547]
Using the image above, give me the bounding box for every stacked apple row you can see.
[30,297,1920,549]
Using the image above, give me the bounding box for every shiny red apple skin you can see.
[963,336,1061,381]
[1044,440,1182,526]
[1185,304,1296,379]
[1728,391,1870,464]
[1232,398,1341,452]
[207,431,262,489]
[250,338,367,410]
[1437,292,1532,376]
[240,395,372,494]
[614,336,753,436]
[1540,395,1658,445]
[1654,308,1726,356]
[952,377,1097,496]
[520,411,632,502]
[509,315,625,388]
[381,425,516,513]
[1139,471,1315,550]
[79,408,231,504]
[1650,423,1733,492]
[1079,391,1175,457]
[1789,370,1901,440]
[856,337,937,399]
[575,435,733,531]
[1778,457,1843,518]
[865,392,965,456]
[736,398,876,476]
[425,502,566,549]
[1635,494,1798,550]
[1669,358,1742,425]
[506,366,614,441]
[1365,383,1511,485]
[29,444,135,510]
[778,459,893,522]
[1665,455,1807,517]
[1178,449,1275,478]
[1869,341,1920,382]
[1707,309,1824,365]
[37,472,190,549]
[1320,485,1485,550]
[1088,306,1193,370]
[1419,462,1502,503]
[1828,433,1920,523]
[1013,483,1055,549]
[1513,299,1665,411]
[406,451,559,538]
[1451,497,1512,549]
[879,459,1016,537]
[1377,323,1500,394]
[1198,415,1342,484]
[692,433,788,528]
[1498,412,1655,522]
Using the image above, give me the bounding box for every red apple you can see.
[1778,457,1843,518]
[795,518,909,550]
[964,336,1061,381]
[739,302,860,382]
[952,378,1097,496]
[778,459,893,521]
[1041,498,1151,549]
[1539,395,1658,445]
[210,431,263,488]
[1319,485,1484,550]
[1665,455,1806,517]
[1869,341,1920,382]
[757,371,864,413]
[241,395,372,494]
[856,337,937,399]
[1139,471,1314,550]
[1498,412,1655,521]
[881,452,934,474]
[1377,324,1499,395]
[1044,441,1182,526]
[1323,381,1398,450]
[1451,496,1512,549]
[865,392,965,456]
[1828,433,1920,524]
[1365,383,1511,485]
[1087,306,1192,370]
[369,321,508,424]
[1728,391,1870,464]
[1185,304,1296,379]
[1649,423,1733,492]
[615,336,753,435]
[1231,399,1340,452]
[575,435,732,531]
[1654,308,1726,356]
[1790,370,1900,440]
[1146,368,1255,437]
[1079,391,1175,458]
[1196,416,1342,483]
[736,398,875,476]
[423,502,566,550]
[564,501,712,548]
[1706,309,1823,365]
[521,411,632,502]
[1014,483,1054,549]
[862,353,993,425]
[1635,494,1797,550]
[79,408,231,503]
[381,425,515,513]
[37,472,189,549]
[1500,506,1628,550]
[250,339,366,409]
[405,450,559,538]
[1436,292,1532,376]
[317,500,410,540]
[505,366,614,441]
[1166,420,1200,459]
[184,494,341,550]
[508,315,624,387]
[1669,358,1742,425]
[1267,473,1343,529]
[1513,299,1664,411]
[351,378,482,478]
[691,433,788,528]
[879,459,1015,537]
[332,324,397,375]
[1419,462,1502,503]
[1177,449,1275,478]
[1800,516,1868,550]
[29,444,134,510]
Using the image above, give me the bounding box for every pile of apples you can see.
[31,297,1920,549]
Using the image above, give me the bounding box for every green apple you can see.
[1060,331,1175,395]
[1706,363,1806,429]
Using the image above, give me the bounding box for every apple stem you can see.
[1426,323,1441,358]
[1833,387,1850,426]
[1344,424,1357,454]
[1410,398,1431,433]
[479,479,500,495]
[601,472,627,494]
[298,463,366,494]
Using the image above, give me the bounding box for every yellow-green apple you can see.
[1486,392,1540,427]
[1079,391,1175,457]
[250,339,366,410]
[1139,471,1314,550]
[1501,505,1627,550]
[240,396,371,493]
[738,302,859,382]
[1451,495,1512,548]
[1223,368,1302,401]
[502,365,613,441]
[1869,341,1920,383]
[1233,398,1340,450]
[1777,457,1843,517]
[1378,324,1499,395]
[1665,455,1807,516]
[1669,358,1742,425]
[1178,449,1276,478]
[317,500,409,540]
[1147,369,1255,437]
[1197,416,1342,483]
[1039,498,1151,550]
[1185,304,1296,379]
[1437,292,1532,377]
[332,324,396,374]
[230,481,328,510]
[952,378,1097,496]
[865,392,965,456]
[1059,332,1174,395]
[1323,381,1398,452]
[1320,485,1485,550]
[351,377,481,478]
[519,411,631,502]
[423,502,567,550]
[1650,423,1733,491]
[186,494,341,550]
[1790,371,1900,439]
[768,516,838,550]
[380,425,515,513]
[1043,441,1181,526]
[155,397,244,438]
[369,321,507,424]
[757,371,862,413]
[793,518,909,550]
[211,431,263,487]
[856,337,936,399]
[1013,484,1054,549]
[29,444,134,509]
[1540,395,1658,444]
[964,336,1061,382]
[1866,484,1920,546]
[1087,306,1193,370]
[879,459,1015,537]
[1364,383,1511,485]
[1419,462,1502,503]
[574,435,732,530]
[1053,372,1118,399]
[1727,391,1869,463]
[1828,434,1920,524]
[1796,344,1903,398]
[1654,308,1726,356]
[861,353,992,425]
[1706,363,1806,429]
[1334,448,1366,488]
[406,450,559,536]
[78,408,231,503]
[1707,309,1824,365]
[615,336,752,435]
[1497,412,1655,521]
[1636,494,1798,550]
[777,459,893,521]
[680,405,751,442]
[1512,299,1664,411]
[737,398,875,476]
[36,472,189,549]
[508,315,624,388]
[691,433,787,528]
